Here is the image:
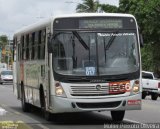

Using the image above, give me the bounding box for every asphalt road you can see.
[0,84,160,129]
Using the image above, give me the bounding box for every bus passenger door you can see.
[13,40,21,99]
[45,29,52,108]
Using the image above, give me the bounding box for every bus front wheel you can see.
[40,87,52,121]
[21,85,30,112]
[111,111,125,122]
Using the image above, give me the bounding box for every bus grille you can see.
[76,101,122,109]
[70,85,109,96]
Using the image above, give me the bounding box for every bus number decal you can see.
[85,67,96,76]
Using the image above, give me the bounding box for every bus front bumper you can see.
[49,93,142,113]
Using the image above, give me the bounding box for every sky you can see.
[0,0,119,39]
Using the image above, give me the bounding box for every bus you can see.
[13,13,143,122]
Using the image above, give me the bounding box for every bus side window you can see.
[37,29,46,59]
[22,35,26,60]
[31,32,35,60]
[41,29,46,59]
[38,30,41,59]
[18,44,20,61]
[26,34,29,60]
[21,36,24,60]
[29,34,32,60]
[34,32,39,59]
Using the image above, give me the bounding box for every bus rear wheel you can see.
[111,111,125,122]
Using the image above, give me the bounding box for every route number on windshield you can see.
[85,67,96,76]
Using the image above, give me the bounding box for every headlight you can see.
[56,87,63,95]
[55,82,66,97]
[132,80,140,93]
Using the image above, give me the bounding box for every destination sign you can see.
[79,19,123,29]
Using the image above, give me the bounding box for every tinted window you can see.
[142,72,153,79]
[1,71,13,75]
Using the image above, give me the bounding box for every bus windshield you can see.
[52,31,139,76]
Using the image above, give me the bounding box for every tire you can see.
[44,110,52,121]
[111,111,125,122]
[40,87,52,121]
[151,93,158,100]
[142,92,146,99]
[21,85,30,112]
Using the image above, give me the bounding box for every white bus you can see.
[13,13,143,122]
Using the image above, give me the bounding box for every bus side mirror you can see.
[139,34,144,47]
[48,34,53,53]
[138,26,143,47]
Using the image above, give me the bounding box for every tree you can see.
[141,43,153,71]
[0,35,8,49]
[0,35,8,63]
[119,0,160,43]
[76,0,99,13]
[99,4,118,13]
[118,0,160,73]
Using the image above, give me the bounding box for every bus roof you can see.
[54,13,135,19]
[14,13,135,37]
[14,18,52,37]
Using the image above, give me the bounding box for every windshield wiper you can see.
[72,31,89,50]
[105,36,116,50]
[105,31,119,50]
